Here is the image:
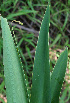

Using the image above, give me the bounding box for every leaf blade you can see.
[1,16,27,103]
[51,48,68,103]
[30,3,51,103]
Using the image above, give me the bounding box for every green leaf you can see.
[30,3,51,103]
[1,16,27,103]
[0,98,5,103]
[6,10,37,20]
[51,48,68,103]
[50,34,61,48]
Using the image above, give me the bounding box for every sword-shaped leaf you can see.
[1,16,27,103]
[30,3,51,103]
[51,48,68,103]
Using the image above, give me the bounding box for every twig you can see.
[9,22,39,37]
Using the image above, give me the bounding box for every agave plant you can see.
[0,1,68,103]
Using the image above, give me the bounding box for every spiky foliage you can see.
[1,1,68,103]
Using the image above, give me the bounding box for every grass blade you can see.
[30,3,51,103]
[6,10,37,20]
[1,16,27,103]
[51,48,68,103]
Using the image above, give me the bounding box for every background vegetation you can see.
[0,0,70,102]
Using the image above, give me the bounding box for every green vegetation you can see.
[0,0,70,103]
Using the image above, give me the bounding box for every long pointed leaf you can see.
[51,48,68,103]
[30,3,51,103]
[1,16,27,103]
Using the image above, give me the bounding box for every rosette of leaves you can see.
[0,1,68,103]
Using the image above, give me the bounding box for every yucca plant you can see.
[0,1,68,103]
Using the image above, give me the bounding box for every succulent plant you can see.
[1,1,68,103]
